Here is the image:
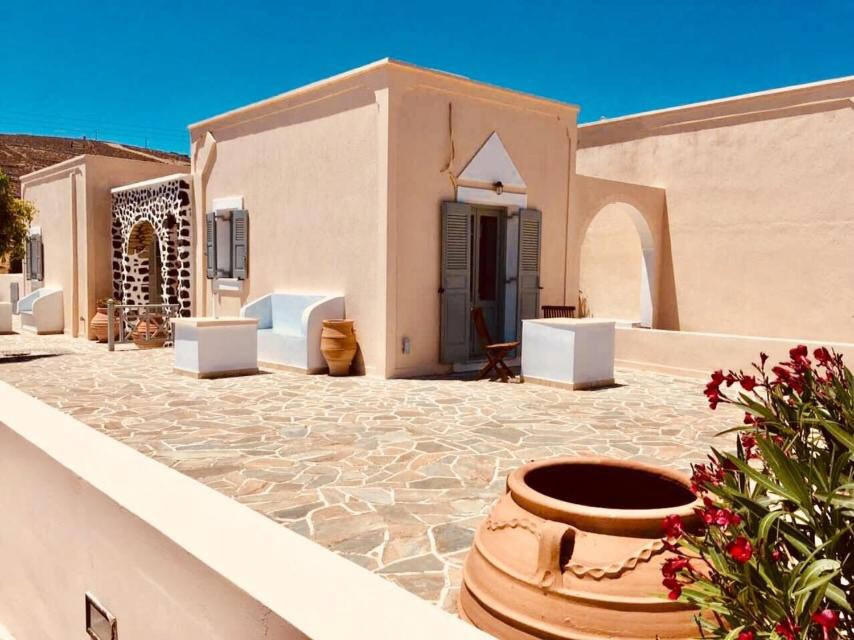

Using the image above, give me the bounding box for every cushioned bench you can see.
[16,287,64,335]
[240,293,345,373]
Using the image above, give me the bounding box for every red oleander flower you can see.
[738,631,755,640]
[790,345,807,357]
[662,514,684,539]
[661,556,691,578]
[775,619,800,640]
[726,536,752,563]
[759,351,769,365]
[740,375,758,391]
[811,610,839,640]
[662,577,682,600]
[814,347,832,365]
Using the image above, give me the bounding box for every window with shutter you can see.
[517,208,542,338]
[440,202,472,363]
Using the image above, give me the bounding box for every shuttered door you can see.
[232,209,249,279]
[517,208,542,336]
[205,212,216,278]
[440,202,472,364]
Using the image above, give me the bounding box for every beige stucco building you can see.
[20,155,189,338]
[19,60,854,377]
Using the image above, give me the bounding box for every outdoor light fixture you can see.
[493,181,504,195]
[85,593,117,640]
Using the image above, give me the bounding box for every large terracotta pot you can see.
[132,316,167,349]
[459,457,702,640]
[320,319,357,376]
[90,307,119,343]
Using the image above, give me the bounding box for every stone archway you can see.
[125,220,164,306]
[570,175,667,328]
[111,175,193,316]
[579,203,655,327]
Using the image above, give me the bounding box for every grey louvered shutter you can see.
[517,208,542,333]
[231,209,248,279]
[25,237,33,280]
[32,235,43,281]
[205,212,216,279]
[440,202,472,364]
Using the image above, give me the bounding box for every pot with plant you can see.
[90,298,120,343]
[660,346,852,640]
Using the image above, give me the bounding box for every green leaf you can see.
[822,420,854,453]
[825,583,853,612]
[756,438,813,509]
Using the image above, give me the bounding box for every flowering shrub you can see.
[662,347,852,639]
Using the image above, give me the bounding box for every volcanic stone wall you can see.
[111,177,192,316]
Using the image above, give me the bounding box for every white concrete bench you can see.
[16,287,63,335]
[240,293,344,373]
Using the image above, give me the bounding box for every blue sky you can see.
[2,1,852,153]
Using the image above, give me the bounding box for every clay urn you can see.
[320,319,357,376]
[90,304,120,343]
[459,457,702,639]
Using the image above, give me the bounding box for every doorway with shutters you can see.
[440,202,542,365]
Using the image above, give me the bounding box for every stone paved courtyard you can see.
[0,329,737,611]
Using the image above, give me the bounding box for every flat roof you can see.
[111,172,192,194]
[580,73,854,129]
[188,58,579,132]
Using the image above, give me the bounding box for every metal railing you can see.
[106,300,181,351]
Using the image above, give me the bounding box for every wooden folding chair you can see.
[472,307,520,382]
[541,305,576,318]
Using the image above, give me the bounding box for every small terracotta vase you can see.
[90,307,119,343]
[320,319,357,376]
[132,316,167,349]
[459,457,702,639]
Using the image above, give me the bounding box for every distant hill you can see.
[0,133,189,196]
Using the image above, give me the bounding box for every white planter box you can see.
[0,302,11,334]
[171,317,259,379]
[521,318,616,390]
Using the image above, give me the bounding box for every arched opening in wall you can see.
[126,220,163,306]
[579,202,654,327]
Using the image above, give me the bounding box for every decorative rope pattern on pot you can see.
[564,539,666,579]
[485,518,667,580]
[485,517,540,535]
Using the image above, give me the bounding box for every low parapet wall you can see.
[0,382,488,640]
[616,327,854,378]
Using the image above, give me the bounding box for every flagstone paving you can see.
[0,329,738,612]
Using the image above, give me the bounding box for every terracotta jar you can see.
[132,316,167,349]
[320,319,357,376]
[459,457,702,640]
[90,306,119,343]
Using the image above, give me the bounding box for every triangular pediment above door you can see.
[457,132,526,191]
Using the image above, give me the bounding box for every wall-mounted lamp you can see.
[493,181,504,195]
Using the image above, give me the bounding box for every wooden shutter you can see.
[232,209,248,280]
[517,208,542,334]
[440,202,472,364]
[32,235,43,282]
[205,212,216,279]
[26,237,33,280]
